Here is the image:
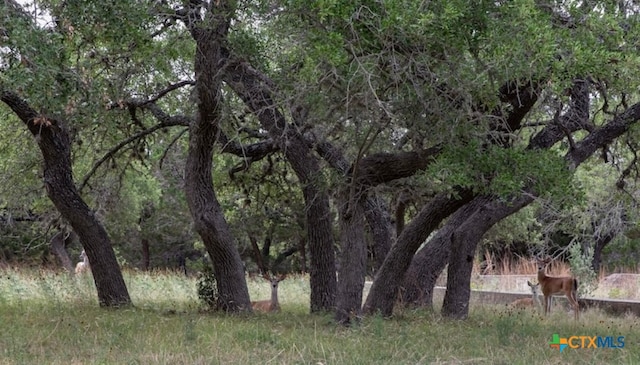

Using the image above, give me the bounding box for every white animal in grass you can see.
[75,250,90,274]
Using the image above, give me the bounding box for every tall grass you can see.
[1,267,638,364]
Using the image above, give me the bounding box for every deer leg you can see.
[545,296,551,315]
[568,292,579,320]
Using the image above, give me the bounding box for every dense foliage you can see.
[2,0,640,316]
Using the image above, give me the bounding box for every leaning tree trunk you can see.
[183,9,251,312]
[401,80,591,311]
[442,195,533,319]
[335,191,367,324]
[1,90,131,307]
[363,190,473,316]
[400,196,488,307]
[442,80,640,318]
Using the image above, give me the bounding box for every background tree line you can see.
[1,0,640,320]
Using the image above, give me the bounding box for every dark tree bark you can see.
[441,195,533,319]
[297,236,308,273]
[591,231,615,273]
[400,197,491,306]
[363,190,473,316]
[182,1,251,312]
[335,192,367,324]
[224,59,337,312]
[363,195,393,273]
[353,148,442,185]
[140,238,150,271]
[314,140,395,275]
[1,90,131,307]
[362,79,542,316]
[184,113,251,311]
[394,191,411,237]
[392,80,546,309]
[273,245,300,270]
[49,231,74,273]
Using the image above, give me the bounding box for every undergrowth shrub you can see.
[568,242,598,297]
[196,265,219,310]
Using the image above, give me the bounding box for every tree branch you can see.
[1,89,42,128]
[122,97,279,175]
[143,80,195,105]
[566,102,640,169]
[78,120,188,193]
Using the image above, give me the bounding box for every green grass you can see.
[1,268,639,364]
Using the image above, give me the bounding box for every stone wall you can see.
[432,286,640,316]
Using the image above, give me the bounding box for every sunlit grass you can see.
[1,267,639,364]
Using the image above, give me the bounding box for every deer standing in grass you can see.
[251,273,286,312]
[74,250,90,275]
[536,257,579,320]
[510,280,541,309]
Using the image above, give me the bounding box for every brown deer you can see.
[251,273,286,313]
[536,257,579,320]
[510,280,541,309]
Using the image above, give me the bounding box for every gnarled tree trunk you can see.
[182,2,251,312]
[1,90,131,307]
[363,195,393,273]
[184,117,251,311]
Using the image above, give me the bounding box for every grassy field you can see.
[0,268,638,364]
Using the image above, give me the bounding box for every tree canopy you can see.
[2,0,640,318]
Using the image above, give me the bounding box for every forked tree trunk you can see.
[1,90,131,307]
[363,191,473,316]
[400,196,488,307]
[401,81,591,311]
[224,60,337,312]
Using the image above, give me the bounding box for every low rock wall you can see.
[432,286,640,316]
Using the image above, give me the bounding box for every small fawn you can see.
[510,280,541,309]
[75,250,90,275]
[251,273,286,313]
[536,257,579,320]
